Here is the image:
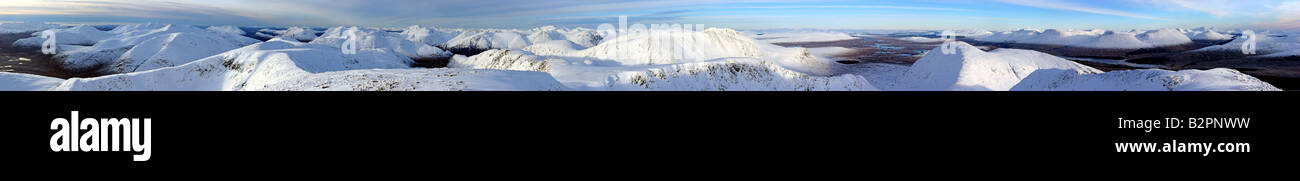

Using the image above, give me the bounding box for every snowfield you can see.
[0,72,64,91]
[1013,68,1279,91]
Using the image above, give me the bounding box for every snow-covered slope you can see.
[975,28,1194,49]
[0,22,61,33]
[522,40,583,56]
[557,27,603,48]
[1138,28,1194,46]
[0,72,64,91]
[270,27,320,42]
[400,25,457,46]
[450,49,552,72]
[899,42,1104,91]
[1190,30,1233,41]
[13,25,110,47]
[110,31,260,73]
[313,26,452,59]
[605,58,876,91]
[573,28,764,65]
[49,24,260,73]
[1013,68,1279,91]
[1180,27,1234,41]
[444,30,532,50]
[526,26,568,46]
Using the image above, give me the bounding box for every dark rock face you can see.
[439,46,490,57]
[411,57,451,68]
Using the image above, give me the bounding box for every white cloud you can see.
[1262,1,1300,29]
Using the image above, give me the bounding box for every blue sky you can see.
[1,0,1297,31]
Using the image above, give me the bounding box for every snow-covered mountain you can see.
[441,26,602,53]
[1178,27,1235,41]
[899,42,1103,91]
[973,28,1195,49]
[110,30,262,73]
[443,30,532,50]
[1195,33,1300,56]
[522,40,584,56]
[205,25,245,36]
[14,25,110,47]
[893,41,1278,91]
[399,25,458,47]
[312,26,452,60]
[521,26,603,48]
[25,24,260,73]
[53,39,564,91]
